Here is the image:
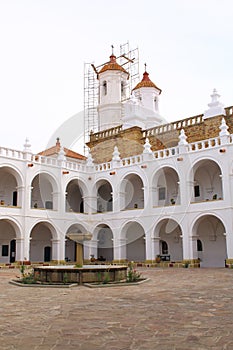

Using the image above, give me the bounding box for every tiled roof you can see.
[38,139,86,161]
[132,71,162,93]
[99,55,129,77]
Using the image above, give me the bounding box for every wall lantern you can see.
[177,157,183,161]
[28,163,34,167]
[62,171,69,175]
[110,171,116,175]
[219,148,226,153]
[141,165,147,169]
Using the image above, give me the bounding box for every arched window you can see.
[197,239,203,252]
[103,81,107,95]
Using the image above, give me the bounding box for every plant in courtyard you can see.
[63,272,69,284]
[103,271,110,284]
[127,261,141,282]
[20,264,26,277]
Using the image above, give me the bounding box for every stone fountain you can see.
[33,232,127,285]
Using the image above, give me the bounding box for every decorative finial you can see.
[111,44,114,55]
[144,63,147,72]
[23,137,32,153]
[57,147,66,161]
[143,138,152,154]
[178,129,188,145]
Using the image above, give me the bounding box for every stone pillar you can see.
[83,196,97,214]
[119,191,126,211]
[76,243,83,266]
[15,238,25,262]
[52,191,60,211]
[225,232,233,261]
[189,235,199,260]
[151,187,158,207]
[112,190,120,212]
[150,237,160,261]
[16,186,24,207]
[181,233,190,260]
[51,239,61,262]
[113,238,127,263]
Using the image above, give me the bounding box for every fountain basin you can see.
[33,265,127,285]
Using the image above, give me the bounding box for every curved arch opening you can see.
[120,174,144,210]
[152,167,180,207]
[192,159,223,202]
[192,215,226,267]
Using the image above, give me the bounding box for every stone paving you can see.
[1,267,233,349]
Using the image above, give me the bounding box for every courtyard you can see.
[0,267,233,349]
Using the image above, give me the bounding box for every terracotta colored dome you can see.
[132,71,162,94]
[99,55,129,77]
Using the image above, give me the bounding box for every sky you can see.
[0,0,233,154]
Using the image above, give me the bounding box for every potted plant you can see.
[170,198,175,205]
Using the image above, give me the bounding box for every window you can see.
[2,245,9,257]
[159,187,166,200]
[103,81,107,95]
[194,185,200,197]
[121,81,124,93]
[197,239,203,252]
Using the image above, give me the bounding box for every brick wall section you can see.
[87,107,233,163]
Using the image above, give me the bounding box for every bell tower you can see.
[97,47,129,131]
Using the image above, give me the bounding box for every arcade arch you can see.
[152,167,180,207]
[31,173,59,210]
[120,174,144,210]
[122,221,145,261]
[154,219,183,261]
[192,214,226,267]
[191,159,223,202]
[0,166,23,207]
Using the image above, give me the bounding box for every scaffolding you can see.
[83,42,140,153]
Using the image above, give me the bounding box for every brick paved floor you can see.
[0,268,233,349]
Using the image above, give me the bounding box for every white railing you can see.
[188,136,221,152]
[0,147,25,159]
[154,147,179,159]
[143,114,203,138]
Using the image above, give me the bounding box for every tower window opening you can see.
[121,81,124,93]
[103,81,107,95]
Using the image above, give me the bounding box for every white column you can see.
[225,232,233,259]
[181,233,190,260]
[83,196,97,214]
[15,238,25,262]
[189,235,198,260]
[51,239,61,261]
[151,237,160,260]
[112,190,120,212]
[52,191,60,211]
[16,186,24,207]
[119,191,126,211]
[113,238,127,261]
[151,187,158,207]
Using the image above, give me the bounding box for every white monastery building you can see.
[1,48,233,268]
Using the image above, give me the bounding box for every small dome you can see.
[99,55,129,77]
[132,71,162,94]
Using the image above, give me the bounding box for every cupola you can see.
[96,46,129,131]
